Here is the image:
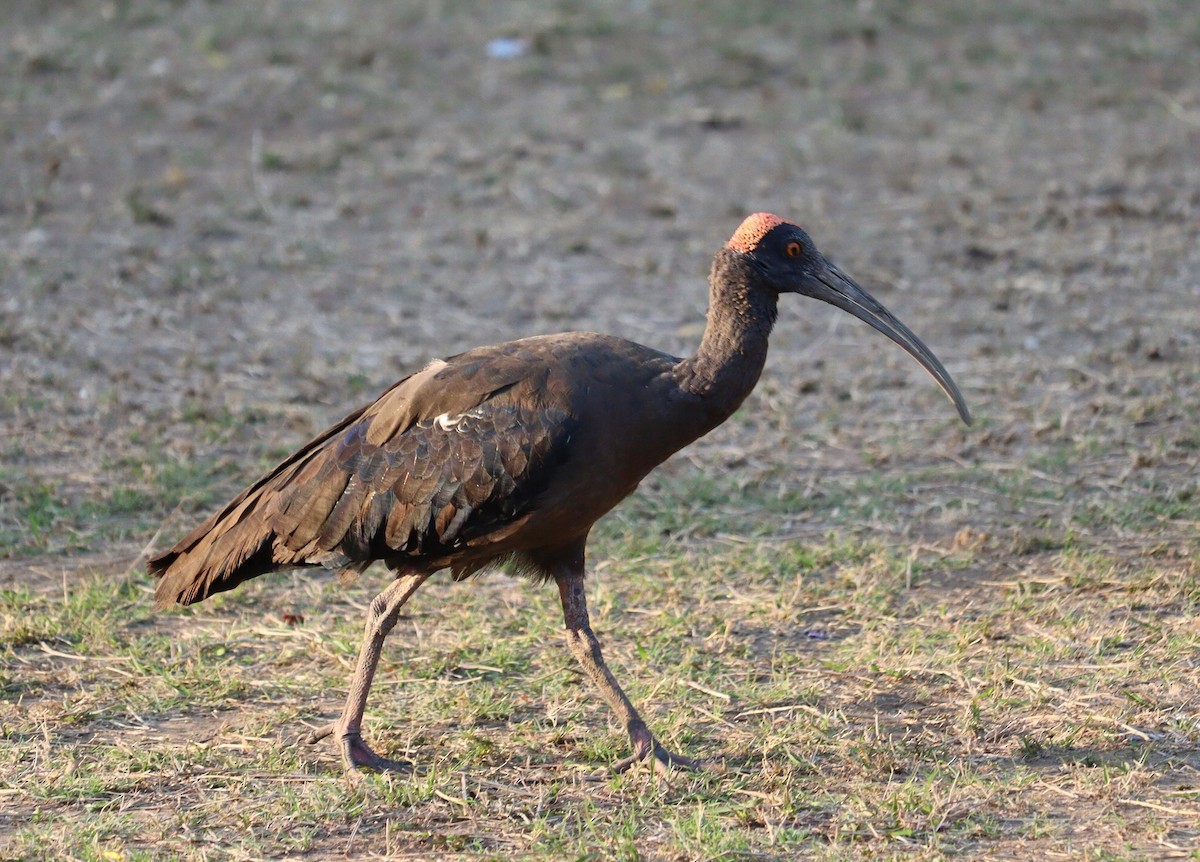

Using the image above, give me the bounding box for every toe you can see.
[596,740,704,778]
[341,733,410,774]
[305,722,335,745]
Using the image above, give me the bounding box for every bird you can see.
[150,213,971,775]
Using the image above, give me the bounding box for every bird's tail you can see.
[149,483,280,608]
[149,396,381,609]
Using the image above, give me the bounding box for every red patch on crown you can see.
[726,213,793,254]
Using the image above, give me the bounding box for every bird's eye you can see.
[785,241,803,258]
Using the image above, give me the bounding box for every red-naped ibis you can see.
[150,213,970,775]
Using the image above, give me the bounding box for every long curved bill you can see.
[805,260,972,425]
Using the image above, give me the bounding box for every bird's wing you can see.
[267,349,577,569]
[151,340,579,605]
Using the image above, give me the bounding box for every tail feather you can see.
[149,485,279,607]
[149,393,383,608]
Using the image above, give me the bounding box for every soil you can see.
[3,3,1198,569]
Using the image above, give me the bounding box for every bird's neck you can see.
[673,251,777,421]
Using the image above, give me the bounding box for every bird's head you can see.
[727,213,972,425]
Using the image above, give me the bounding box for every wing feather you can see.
[151,341,582,606]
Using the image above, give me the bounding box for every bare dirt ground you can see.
[2,1,1199,860]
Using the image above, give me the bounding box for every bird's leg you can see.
[556,573,701,776]
[307,572,428,773]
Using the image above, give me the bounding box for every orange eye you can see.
[786,241,803,258]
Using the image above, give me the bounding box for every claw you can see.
[306,722,410,773]
[613,746,700,776]
[587,737,712,780]
[306,722,335,745]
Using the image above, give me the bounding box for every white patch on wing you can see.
[433,406,487,431]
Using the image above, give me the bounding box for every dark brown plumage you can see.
[150,214,970,774]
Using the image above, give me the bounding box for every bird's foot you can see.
[590,727,713,780]
[610,743,704,777]
[307,722,411,774]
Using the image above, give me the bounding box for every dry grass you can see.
[3,0,1200,859]
[3,475,1197,860]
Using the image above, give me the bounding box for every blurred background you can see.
[3,1,1198,569]
[2,1,1197,562]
